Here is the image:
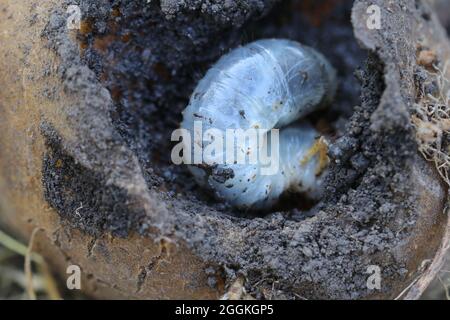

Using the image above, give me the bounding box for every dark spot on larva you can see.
[301,71,308,84]
[226,184,234,188]
[239,110,246,119]
[243,187,248,193]
[193,92,203,100]
[211,167,235,184]
[193,113,204,119]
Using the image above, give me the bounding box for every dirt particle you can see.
[417,49,437,68]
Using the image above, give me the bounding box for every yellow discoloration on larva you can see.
[300,136,329,175]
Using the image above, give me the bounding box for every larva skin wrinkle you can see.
[181,39,337,209]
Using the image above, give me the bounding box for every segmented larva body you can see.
[181,39,337,209]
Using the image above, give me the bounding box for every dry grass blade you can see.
[37,261,62,300]
[437,275,450,300]
[0,230,42,262]
[0,228,61,300]
[25,228,41,300]
[413,60,450,186]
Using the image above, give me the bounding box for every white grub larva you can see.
[180,39,337,210]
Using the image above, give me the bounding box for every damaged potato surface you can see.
[0,0,449,299]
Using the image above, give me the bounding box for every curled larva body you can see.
[181,39,337,209]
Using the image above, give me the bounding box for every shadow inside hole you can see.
[80,0,366,217]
